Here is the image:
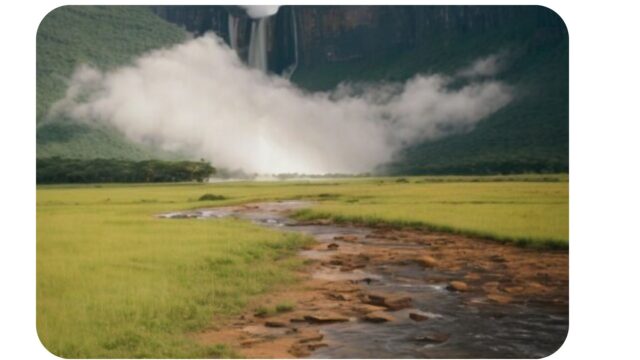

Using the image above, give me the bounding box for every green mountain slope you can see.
[291,7,568,174]
[37,6,187,159]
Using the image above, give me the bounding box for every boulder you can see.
[364,311,395,323]
[264,320,287,328]
[418,255,438,268]
[352,304,387,314]
[447,281,469,292]
[326,292,350,301]
[409,312,429,322]
[414,332,450,344]
[303,312,349,324]
[334,235,358,242]
[487,293,513,304]
[297,329,324,343]
[366,292,412,310]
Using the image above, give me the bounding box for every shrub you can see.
[198,194,226,201]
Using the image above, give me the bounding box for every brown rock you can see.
[487,294,513,304]
[334,235,358,242]
[303,312,350,324]
[489,254,507,263]
[240,339,262,347]
[327,243,340,250]
[289,344,310,357]
[264,320,287,328]
[364,311,395,323]
[297,329,324,343]
[418,255,438,268]
[352,304,387,314]
[409,312,429,322]
[414,332,450,343]
[447,281,469,292]
[504,286,525,294]
[326,292,350,301]
[307,343,328,351]
[366,292,412,310]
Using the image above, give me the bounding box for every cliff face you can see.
[150,5,568,175]
[151,5,566,76]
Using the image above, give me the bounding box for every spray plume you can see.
[50,34,512,174]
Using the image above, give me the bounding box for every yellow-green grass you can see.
[37,175,567,357]
[37,188,312,358]
[293,180,569,248]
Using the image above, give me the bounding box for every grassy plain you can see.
[37,175,568,357]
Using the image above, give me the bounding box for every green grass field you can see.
[37,175,568,357]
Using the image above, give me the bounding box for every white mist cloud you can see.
[51,34,512,174]
[457,54,504,78]
[241,6,280,18]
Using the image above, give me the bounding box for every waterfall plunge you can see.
[227,14,239,50]
[282,8,299,79]
[227,14,269,73]
[247,18,268,72]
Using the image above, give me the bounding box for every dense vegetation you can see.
[292,6,568,175]
[37,6,187,159]
[36,158,215,184]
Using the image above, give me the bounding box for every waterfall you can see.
[247,18,268,72]
[283,8,299,79]
[227,14,239,50]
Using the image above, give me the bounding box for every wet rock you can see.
[414,332,450,344]
[303,312,349,324]
[334,235,358,242]
[352,277,379,285]
[504,286,525,294]
[409,312,429,322]
[327,243,340,250]
[240,339,261,347]
[326,292,350,301]
[464,272,481,281]
[489,254,507,263]
[264,320,287,328]
[366,292,412,310]
[418,255,438,268]
[487,293,513,304]
[352,304,387,314]
[289,316,307,323]
[289,344,310,357]
[364,311,395,323]
[447,281,469,292]
[306,343,328,351]
[297,329,324,343]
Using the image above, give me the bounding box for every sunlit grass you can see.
[37,190,311,357]
[37,175,568,357]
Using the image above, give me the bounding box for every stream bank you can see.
[161,201,568,358]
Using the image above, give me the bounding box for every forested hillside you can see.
[36,6,187,159]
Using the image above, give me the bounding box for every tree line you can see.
[37,158,215,184]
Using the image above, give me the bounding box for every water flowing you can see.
[282,8,299,79]
[247,18,268,72]
[227,14,239,50]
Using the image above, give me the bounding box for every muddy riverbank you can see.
[160,201,568,358]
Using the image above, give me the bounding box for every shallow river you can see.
[161,201,568,358]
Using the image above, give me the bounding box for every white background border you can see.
[2,0,639,359]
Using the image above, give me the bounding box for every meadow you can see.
[37,175,568,357]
